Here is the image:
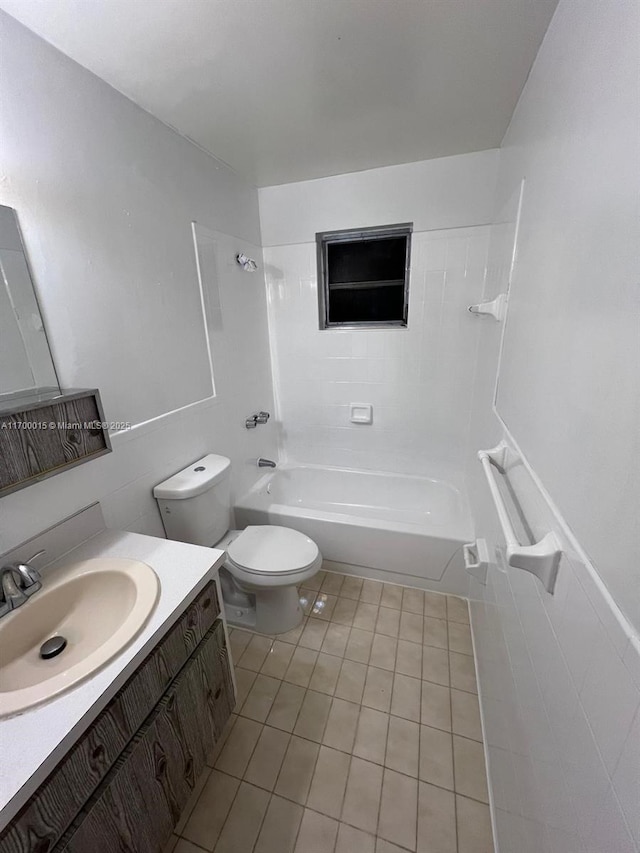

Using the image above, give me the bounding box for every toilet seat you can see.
[226,525,320,577]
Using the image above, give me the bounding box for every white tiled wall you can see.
[264,226,490,482]
[466,0,640,850]
[468,448,639,853]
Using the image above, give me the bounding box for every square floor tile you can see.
[451,688,483,742]
[376,840,409,853]
[313,593,338,621]
[275,735,320,804]
[361,579,384,605]
[244,726,290,790]
[341,756,384,834]
[446,595,469,624]
[419,725,454,790]
[336,823,376,853]
[402,587,424,615]
[284,646,319,687]
[353,706,389,765]
[424,592,447,620]
[309,652,342,695]
[261,641,296,679]
[422,645,450,687]
[378,768,418,851]
[423,617,448,650]
[370,633,398,671]
[417,782,456,853]
[229,629,251,661]
[278,618,307,645]
[448,621,473,655]
[266,681,306,732]
[234,667,257,711]
[385,716,419,777]
[332,597,359,626]
[353,602,379,632]
[380,584,403,610]
[321,622,351,656]
[305,572,326,591]
[182,770,239,850]
[453,735,489,803]
[240,674,281,723]
[254,795,303,853]
[362,666,394,713]
[294,809,339,853]
[449,651,477,694]
[323,697,360,753]
[321,572,346,596]
[376,607,401,638]
[238,635,274,672]
[213,781,269,853]
[299,589,316,616]
[399,612,423,644]
[341,576,364,600]
[420,681,451,731]
[335,659,368,703]
[293,690,332,742]
[345,628,374,664]
[307,745,351,818]
[456,794,494,853]
[214,716,262,778]
[300,618,330,651]
[391,674,421,722]
[396,640,423,678]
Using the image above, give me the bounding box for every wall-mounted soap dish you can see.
[468,293,507,322]
[350,404,372,424]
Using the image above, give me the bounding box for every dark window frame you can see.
[316,223,413,330]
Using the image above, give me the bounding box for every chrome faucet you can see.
[246,411,270,429]
[257,458,276,468]
[0,550,44,619]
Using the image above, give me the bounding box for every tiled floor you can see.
[165,571,494,853]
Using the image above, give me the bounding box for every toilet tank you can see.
[153,454,232,547]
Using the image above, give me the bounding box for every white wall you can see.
[466,1,640,850]
[0,12,277,553]
[260,151,499,483]
[260,149,499,247]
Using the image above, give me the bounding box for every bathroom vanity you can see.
[0,507,235,853]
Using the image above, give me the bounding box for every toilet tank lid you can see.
[153,454,231,500]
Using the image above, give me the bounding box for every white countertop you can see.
[0,528,226,830]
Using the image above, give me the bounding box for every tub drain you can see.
[40,636,67,660]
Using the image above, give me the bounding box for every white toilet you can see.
[153,454,322,634]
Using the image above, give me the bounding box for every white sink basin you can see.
[0,557,159,717]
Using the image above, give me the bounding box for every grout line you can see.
[205,573,486,851]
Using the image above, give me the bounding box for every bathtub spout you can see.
[257,457,277,468]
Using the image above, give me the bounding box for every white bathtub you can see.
[234,465,474,591]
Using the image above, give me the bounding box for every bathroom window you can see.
[316,223,412,329]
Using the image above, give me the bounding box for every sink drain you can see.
[40,636,67,660]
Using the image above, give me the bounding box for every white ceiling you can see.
[1,0,558,186]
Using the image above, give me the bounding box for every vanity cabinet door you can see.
[0,582,221,853]
[59,618,233,853]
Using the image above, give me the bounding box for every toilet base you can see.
[225,585,303,635]
[221,567,305,635]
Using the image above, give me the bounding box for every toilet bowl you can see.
[153,454,322,634]
[218,525,322,633]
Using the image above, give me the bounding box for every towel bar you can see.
[478,442,562,593]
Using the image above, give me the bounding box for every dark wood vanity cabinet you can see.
[1,582,235,853]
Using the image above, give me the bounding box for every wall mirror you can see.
[0,204,60,405]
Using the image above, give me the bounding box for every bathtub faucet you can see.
[257,458,277,468]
